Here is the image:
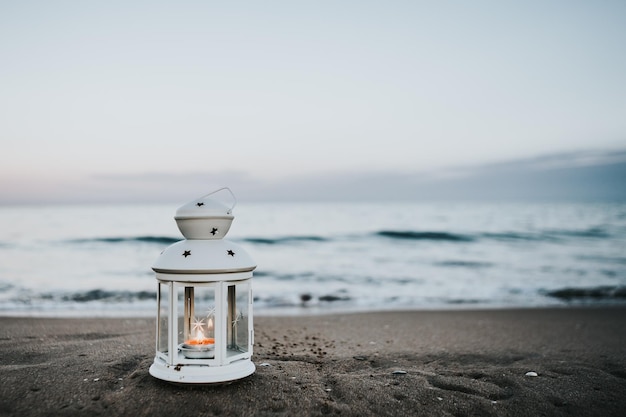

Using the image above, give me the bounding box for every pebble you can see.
[525,371,538,377]
[392,370,407,375]
[259,362,272,367]
[353,356,367,361]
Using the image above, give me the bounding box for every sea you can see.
[0,201,625,317]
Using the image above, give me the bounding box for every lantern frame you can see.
[148,188,256,384]
[149,272,255,383]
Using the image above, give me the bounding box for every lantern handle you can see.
[200,187,237,214]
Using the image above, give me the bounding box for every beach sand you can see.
[1,307,625,416]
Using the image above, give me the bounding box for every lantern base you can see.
[149,357,255,384]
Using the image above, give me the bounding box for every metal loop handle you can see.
[199,187,237,214]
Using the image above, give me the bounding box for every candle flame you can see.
[184,316,214,346]
[195,330,204,342]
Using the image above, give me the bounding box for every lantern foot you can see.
[149,357,255,384]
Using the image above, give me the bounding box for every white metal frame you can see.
[150,275,254,383]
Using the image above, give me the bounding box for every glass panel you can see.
[227,282,250,358]
[177,285,216,359]
[157,282,169,354]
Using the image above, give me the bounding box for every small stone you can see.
[525,371,538,377]
[437,397,443,401]
[259,362,272,367]
[392,370,407,375]
[93,378,99,382]
[325,388,332,392]
[353,356,367,361]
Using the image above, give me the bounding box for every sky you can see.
[1,0,625,203]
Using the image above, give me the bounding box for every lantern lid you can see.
[174,188,236,240]
[175,187,236,219]
[152,240,256,275]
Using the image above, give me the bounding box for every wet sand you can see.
[1,307,625,416]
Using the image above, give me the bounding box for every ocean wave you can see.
[446,298,483,304]
[0,289,158,308]
[435,260,493,268]
[486,226,612,241]
[68,236,180,245]
[544,286,626,301]
[254,271,334,282]
[542,227,611,239]
[242,236,328,244]
[59,224,618,249]
[577,255,626,265]
[61,289,154,302]
[479,232,546,241]
[376,230,474,242]
[57,289,156,302]
[254,291,352,309]
[377,226,616,244]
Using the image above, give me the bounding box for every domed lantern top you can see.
[152,240,256,277]
[174,187,236,240]
[154,187,256,278]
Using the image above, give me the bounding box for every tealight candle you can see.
[185,337,215,346]
[180,317,215,358]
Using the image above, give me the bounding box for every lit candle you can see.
[181,317,215,358]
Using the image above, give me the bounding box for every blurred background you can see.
[1,1,624,316]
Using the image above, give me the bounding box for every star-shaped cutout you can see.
[211,227,218,236]
[182,250,191,257]
[227,249,235,257]
[192,317,205,333]
[196,202,204,207]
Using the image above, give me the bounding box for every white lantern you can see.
[149,188,256,383]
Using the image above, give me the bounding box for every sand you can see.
[1,307,625,416]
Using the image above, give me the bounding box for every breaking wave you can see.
[68,236,180,245]
[544,286,626,301]
[242,236,328,245]
[61,289,156,302]
[62,225,615,249]
[376,230,474,242]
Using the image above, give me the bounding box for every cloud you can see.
[1,148,624,204]
[246,148,626,202]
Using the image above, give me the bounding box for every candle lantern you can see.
[149,188,256,383]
